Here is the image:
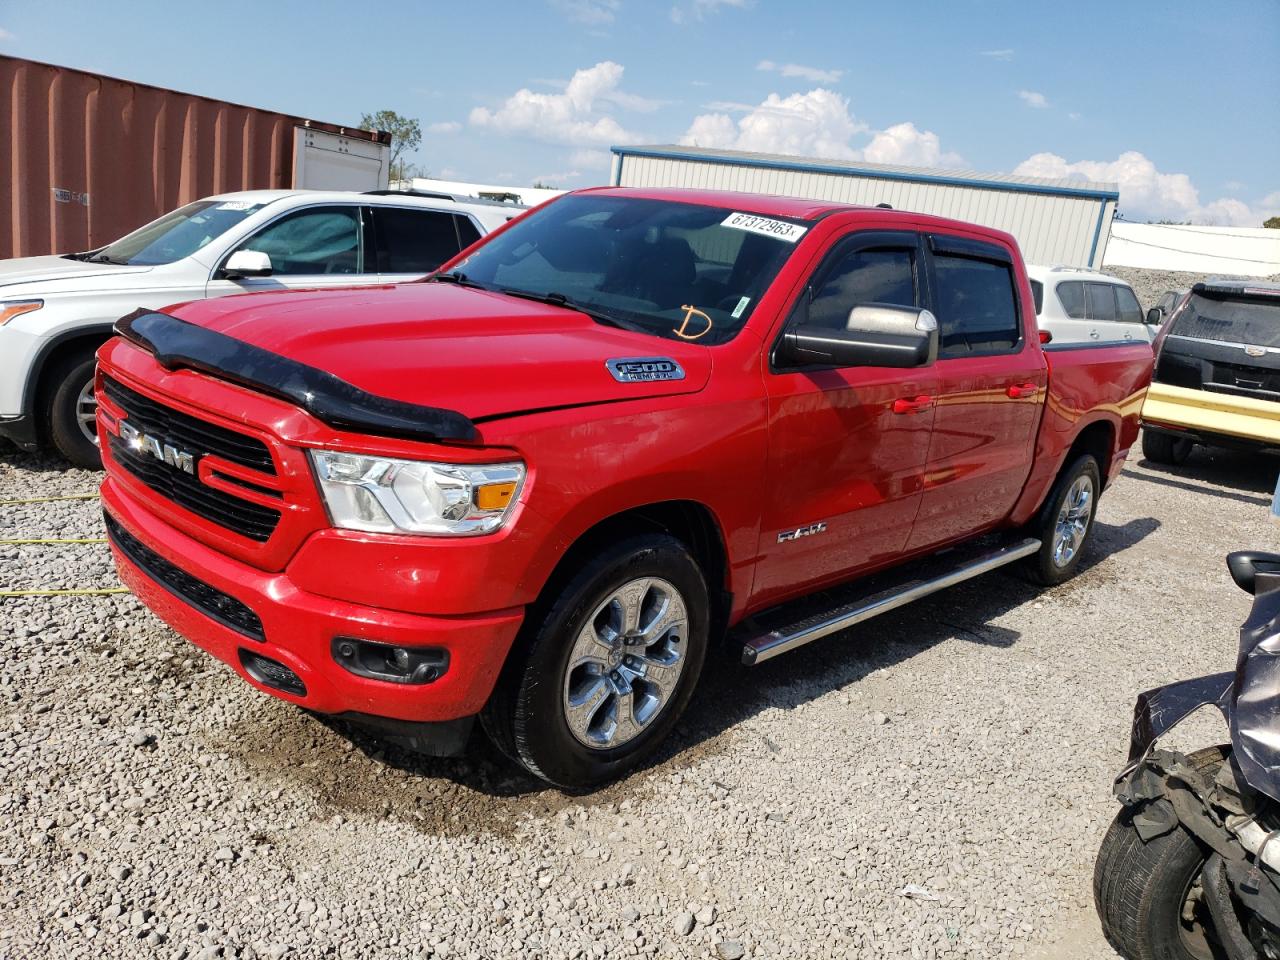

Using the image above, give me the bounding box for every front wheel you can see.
[47,350,102,469]
[1026,453,1101,585]
[1094,746,1228,960]
[481,533,709,790]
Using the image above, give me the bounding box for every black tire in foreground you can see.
[1094,746,1228,960]
[1142,430,1194,466]
[47,349,102,469]
[482,533,709,790]
[1026,453,1101,586]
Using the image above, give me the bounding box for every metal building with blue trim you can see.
[610,145,1119,269]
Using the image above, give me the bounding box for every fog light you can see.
[332,637,449,685]
[239,649,307,697]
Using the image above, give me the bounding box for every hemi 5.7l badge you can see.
[606,357,686,383]
[778,522,827,543]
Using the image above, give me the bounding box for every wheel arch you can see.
[29,325,116,436]
[534,499,733,639]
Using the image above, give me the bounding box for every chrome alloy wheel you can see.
[562,577,689,750]
[1052,474,1094,568]
[76,378,99,447]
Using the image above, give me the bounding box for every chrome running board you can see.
[738,536,1041,665]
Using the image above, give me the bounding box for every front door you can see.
[905,234,1045,552]
[205,204,372,299]
[754,230,937,608]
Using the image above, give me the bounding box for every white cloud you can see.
[549,0,621,24]
[679,89,963,168]
[1018,90,1049,109]
[533,170,582,185]
[757,59,843,84]
[0,27,14,42]
[670,0,746,24]
[1014,150,1265,225]
[570,148,613,169]
[469,61,642,146]
[427,121,461,134]
[863,122,965,168]
[1068,111,1082,121]
[980,48,1014,60]
[680,88,865,158]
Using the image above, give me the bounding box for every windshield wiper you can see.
[498,288,647,333]
[428,270,489,290]
[87,253,129,265]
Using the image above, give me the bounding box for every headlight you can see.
[310,451,525,537]
[0,300,43,326]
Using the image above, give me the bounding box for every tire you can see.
[47,350,102,469]
[1143,431,1194,466]
[481,533,709,790]
[1094,746,1227,960]
[1025,453,1102,586]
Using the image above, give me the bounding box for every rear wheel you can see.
[47,350,102,469]
[1143,430,1194,466]
[481,533,709,790]
[1094,746,1228,960]
[1026,453,1101,585]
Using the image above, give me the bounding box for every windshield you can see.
[91,199,267,266]
[1170,292,1280,348]
[447,194,806,344]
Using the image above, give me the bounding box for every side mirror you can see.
[223,249,273,279]
[1146,307,1163,325]
[779,304,939,368]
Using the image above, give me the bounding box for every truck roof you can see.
[576,186,1020,245]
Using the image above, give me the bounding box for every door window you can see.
[1086,283,1118,322]
[808,248,918,330]
[371,207,463,274]
[235,207,363,275]
[932,254,1021,356]
[1116,286,1144,324]
[454,215,482,249]
[1056,281,1087,319]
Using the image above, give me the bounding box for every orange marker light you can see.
[474,481,518,512]
[0,300,43,326]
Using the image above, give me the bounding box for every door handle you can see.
[892,395,934,415]
[1089,330,1101,339]
[1006,382,1038,399]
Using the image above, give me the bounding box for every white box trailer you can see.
[294,126,390,192]
[611,144,1120,269]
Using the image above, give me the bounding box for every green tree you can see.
[359,110,422,182]
[1265,216,1280,229]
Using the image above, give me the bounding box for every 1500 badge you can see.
[778,522,827,543]
[606,358,686,383]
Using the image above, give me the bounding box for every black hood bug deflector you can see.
[114,309,479,444]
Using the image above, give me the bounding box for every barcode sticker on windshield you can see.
[215,201,256,211]
[722,212,808,243]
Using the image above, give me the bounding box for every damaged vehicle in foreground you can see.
[1096,551,1280,960]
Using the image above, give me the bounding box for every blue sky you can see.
[2,0,1277,224]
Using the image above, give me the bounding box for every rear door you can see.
[368,206,477,279]
[754,230,937,606]
[1050,280,1095,343]
[904,233,1046,552]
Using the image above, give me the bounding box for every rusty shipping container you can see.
[1,55,389,260]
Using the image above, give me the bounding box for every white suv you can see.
[0,190,517,466]
[1026,265,1158,346]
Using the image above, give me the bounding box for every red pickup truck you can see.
[97,188,1152,788]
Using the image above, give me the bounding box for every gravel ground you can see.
[1100,264,1280,312]
[2,430,1278,960]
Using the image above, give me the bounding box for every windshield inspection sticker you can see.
[731,296,750,319]
[215,201,257,212]
[721,212,808,243]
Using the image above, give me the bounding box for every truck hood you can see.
[164,283,713,422]
[0,254,156,292]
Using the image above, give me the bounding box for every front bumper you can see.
[1143,381,1280,446]
[0,413,37,450]
[102,476,525,724]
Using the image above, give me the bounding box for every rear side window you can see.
[1029,279,1044,315]
[1116,286,1143,323]
[454,215,482,250]
[1057,281,1087,319]
[1086,283,1118,322]
[371,207,462,274]
[808,248,917,330]
[932,255,1021,357]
